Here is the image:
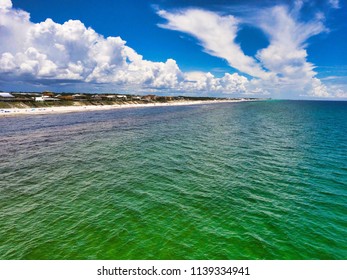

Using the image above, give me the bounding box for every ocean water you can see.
[0,100,346,260]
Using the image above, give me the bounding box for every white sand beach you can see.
[0,99,246,117]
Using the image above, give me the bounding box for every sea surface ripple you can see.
[0,101,346,259]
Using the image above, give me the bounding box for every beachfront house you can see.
[73,94,87,100]
[15,92,39,96]
[0,92,15,100]
[106,95,116,99]
[42,91,55,97]
[91,95,102,100]
[35,92,59,101]
[116,95,127,99]
[34,96,45,101]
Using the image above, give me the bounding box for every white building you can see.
[116,95,127,99]
[35,96,59,101]
[0,92,14,98]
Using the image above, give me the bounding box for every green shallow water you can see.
[0,100,346,259]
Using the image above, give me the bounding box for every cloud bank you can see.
[0,2,181,90]
[0,0,251,95]
[0,0,345,98]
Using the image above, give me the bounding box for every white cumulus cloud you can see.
[0,4,184,90]
[183,71,250,93]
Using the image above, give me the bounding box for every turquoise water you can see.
[0,100,346,259]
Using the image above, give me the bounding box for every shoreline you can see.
[0,99,248,117]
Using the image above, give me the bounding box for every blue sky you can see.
[1,0,346,99]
